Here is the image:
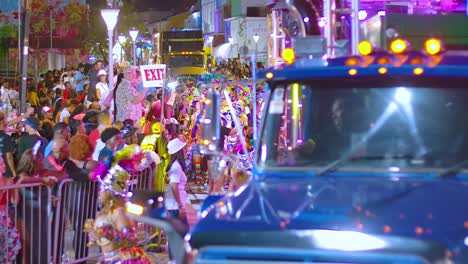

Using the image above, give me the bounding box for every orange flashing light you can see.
[410,57,425,65]
[415,227,424,235]
[413,67,424,75]
[266,72,274,79]
[376,57,392,65]
[390,39,408,54]
[282,48,296,65]
[348,68,358,76]
[378,67,388,75]
[358,41,373,56]
[345,57,361,66]
[425,38,442,55]
[383,225,392,233]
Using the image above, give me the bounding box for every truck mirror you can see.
[199,87,221,154]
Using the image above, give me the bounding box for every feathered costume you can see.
[86,145,155,264]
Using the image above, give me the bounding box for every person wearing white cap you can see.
[95,69,110,111]
[165,137,189,226]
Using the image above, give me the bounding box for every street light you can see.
[118,34,126,62]
[252,34,260,143]
[129,27,139,66]
[101,8,120,92]
[208,35,214,67]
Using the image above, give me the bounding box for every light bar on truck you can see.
[424,38,443,55]
[358,41,373,56]
[282,48,296,65]
[390,38,408,54]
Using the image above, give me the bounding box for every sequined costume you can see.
[87,145,155,264]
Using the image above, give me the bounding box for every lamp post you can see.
[252,34,260,143]
[208,35,214,67]
[228,37,234,59]
[129,28,139,66]
[101,8,119,93]
[118,34,126,63]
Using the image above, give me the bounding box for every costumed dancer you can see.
[188,100,203,189]
[85,145,155,264]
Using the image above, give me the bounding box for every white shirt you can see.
[164,160,187,211]
[8,89,18,102]
[59,108,70,122]
[0,86,10,106]
[96,82,110,108]
[92,139,105,161]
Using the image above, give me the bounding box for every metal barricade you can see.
[0,183,53,264]
[130,164,157,247]
[52,179,100,264]
[53,163,157,264]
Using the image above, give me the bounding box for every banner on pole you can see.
[140,64,166,87]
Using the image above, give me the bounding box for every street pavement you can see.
[154,184,209,263]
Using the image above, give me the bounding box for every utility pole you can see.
[20,0,32,113]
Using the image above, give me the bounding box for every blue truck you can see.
[128,37,468,263]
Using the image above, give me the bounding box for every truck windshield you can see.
[259,78,468,172]
[170,55,204,68]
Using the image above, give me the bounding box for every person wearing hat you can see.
[98,127,124,168]
[140,121,170,192]
[140,122,165,154]
[41,106,54,122]
[120,124,138,146]
[16,116,48,162]
[96,69,110,111]
[165,137,189,226]
[75,63,86,95]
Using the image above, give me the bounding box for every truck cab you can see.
[185,38,468,263]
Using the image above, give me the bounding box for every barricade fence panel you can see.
[129,165,157,246]
[53,179,101,264]
[0,163,158,264]
[52,163,157,264]
[0,183,53,264]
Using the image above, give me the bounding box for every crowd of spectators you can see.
[0,56,259,262]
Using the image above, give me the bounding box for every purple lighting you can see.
[303,16,310,23]
[378,10,386,16]
[358,10,368,20]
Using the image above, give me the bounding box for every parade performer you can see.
[85,145,155,264]
[188,100,204,189]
